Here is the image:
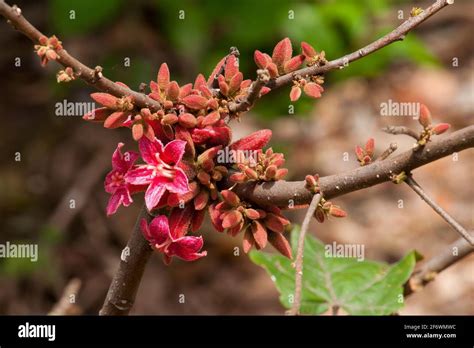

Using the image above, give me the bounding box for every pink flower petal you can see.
[148,215,171,245]
[120,187,133,207]
[168,236,207,261]
[106,191,124,216]
[125,167,154,185]
[145,180,167,211]
[139,137,163,165]
[168,205,193,239]
[111,143,139,172]
[166,168,189,195]
[161,140,186,166]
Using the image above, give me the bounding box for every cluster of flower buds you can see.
[305,174,347,223]
[416,104,450,148]
[314,198,347,223]
[290,76,324,102]
[34,35,62,66]
[254,38,305,77]
[75,38,332,264]
[209,190,292,258]
[305,173,321,194]
[56,67,75,83]
[230,148,288,183]
[195,145,229,203]
[301,42,327,67]
[254,38,325,102]
[355,138,375,166]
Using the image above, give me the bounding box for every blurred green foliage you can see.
[51,0,123,37]
[0,226,62,280]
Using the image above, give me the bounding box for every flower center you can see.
[110,172,125,186]
[151,154,176,179]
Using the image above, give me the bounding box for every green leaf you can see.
[249,226,417,315]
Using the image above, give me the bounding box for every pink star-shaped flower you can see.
[125,138,189,211]
[104,143,140,215]
[141,215,207,264]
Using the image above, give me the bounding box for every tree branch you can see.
[228,69,269,113]
[382,126,420,140]
[405,175,474,245]
[269,0,452,89]
[233,125,474,207]
[406,235,474,295]
[230,0,453,111]
[0,0,163,112]
[0,0,452,116]
[99,205,153,315]
[288,193,321,316]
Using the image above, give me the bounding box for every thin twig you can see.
[228,69,269,113]
[405,235,474,295]
[0,0,163,111]
[0,0,453,115]
[232,0,453,110]
[376,142,398,161]
[288,193,321,315]
[233,125,474,208]
[382,125,419,140]
[99,205,153,315]
[48,278,82,315]
[405,175,474,245]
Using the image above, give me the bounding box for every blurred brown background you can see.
[0,0,472,314]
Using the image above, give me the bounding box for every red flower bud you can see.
[244,208,261,220]
[224,55,239,80]
[218,75,229,96]
[229,72,243,95]
[157,63,170,91]
[243,228,255,253]
[162,113,178,125]
[251,220,268,249]
[221,190,240,207]
[283,54,305,73]
[202,111,221,127]
[178,113,197,128]
[254,50,269,69]
[264,165,277,180]
[182,95,208,110]
[91,93,118,109]
[419,104,432,128]
[274,168,288,180]
[301,41,317,59]
[355,145,364,161]
[268,232,292,259]
[290,86,302,102]
[432,123,450,135]
[222,210,243,229]
[194,190,209,210]
[230,129,272,151]
[329,205,347,218]
[230,172,247,183]
[303,82,323,99]
[272,38,292,69]
[132,123,144,141]
[365,138,375,157]
[167,81,180,101]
